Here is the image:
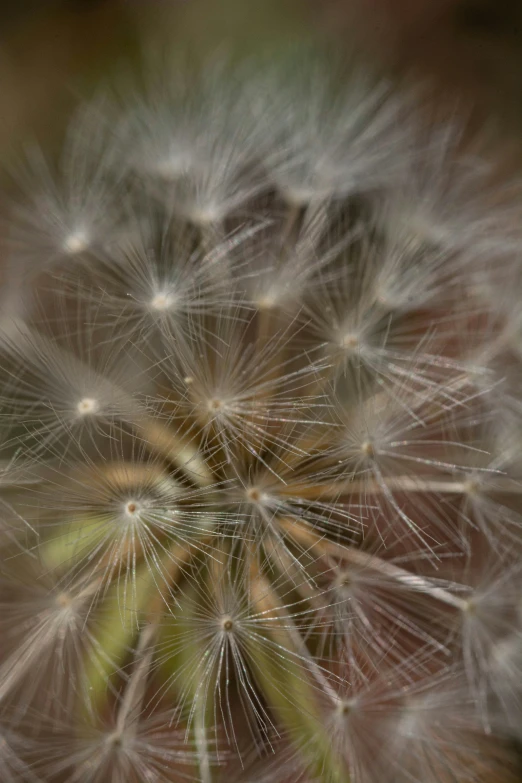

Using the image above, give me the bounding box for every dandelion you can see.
[0,49,521,783]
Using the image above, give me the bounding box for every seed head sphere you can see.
[0,52,521,783]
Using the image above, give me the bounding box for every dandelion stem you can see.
[114,621,157,739]
[249,559,339,705]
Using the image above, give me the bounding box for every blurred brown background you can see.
[326,0,522,124]
[0,0,522,156]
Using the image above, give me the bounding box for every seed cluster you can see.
[0,54,521,783]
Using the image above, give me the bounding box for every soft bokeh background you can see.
[1,0,522,159]
[326,0,522,126]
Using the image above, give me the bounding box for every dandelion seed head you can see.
[245,486,268,506]
[208,397,225,413]
[1,48,521,783]
[360,439,375,458]
[256,293,279,311]
[339,332,360,352]
[335,697,358,718]
[334,570,354,594]
[462,476,481,497]
[62,229,90,255]
[149,290,179,312]
[76,397,99,416]
[54,592,72,610]
[220,615,235,633]
[123,499,141,517]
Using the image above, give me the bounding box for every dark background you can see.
[0,0,521,156]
